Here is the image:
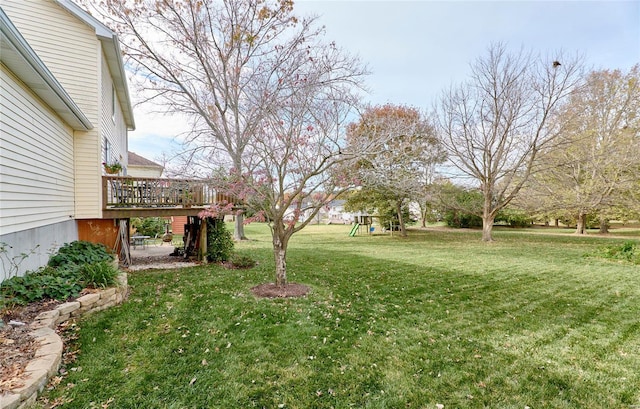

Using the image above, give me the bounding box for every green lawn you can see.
[38,224,640,408]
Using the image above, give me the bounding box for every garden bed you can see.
[0,275,127,409]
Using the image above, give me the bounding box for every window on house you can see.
[103,138,112,164]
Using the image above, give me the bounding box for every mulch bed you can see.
[251,283,311,298]
[0,299,62,393]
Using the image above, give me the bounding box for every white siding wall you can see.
[128,166,164,179]
[0,66,75,235]
[0,0,99,123]
[100,56,128,175]
[1,0,103,218]
[0,66,79,280]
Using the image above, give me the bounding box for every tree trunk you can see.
[272,227,289,287]
[396,199,407,237]
[232,157,248,241]
[599,218,609,234]
[481,193,495,242]
[234,214,247,241]
[555,218,559,228]
[575,212,587,234]
[481,215,495,242]
[420,202,428,228]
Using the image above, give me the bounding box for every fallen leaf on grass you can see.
[101,397,114,408]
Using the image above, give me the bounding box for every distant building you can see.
[327,200,353,224]
[127,151,163,178]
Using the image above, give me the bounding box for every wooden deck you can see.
[102,176,221,218]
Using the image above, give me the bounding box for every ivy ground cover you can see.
[37,224,640,408]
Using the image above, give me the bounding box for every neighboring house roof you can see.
[0,7,93,131]
[53,0,136,131]
[128,151,163,169]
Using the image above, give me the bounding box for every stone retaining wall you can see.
[0,272,128,409]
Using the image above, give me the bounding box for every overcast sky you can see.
[128,0,640,164]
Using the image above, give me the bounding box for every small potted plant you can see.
[103,161,122,174]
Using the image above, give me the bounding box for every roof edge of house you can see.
[0,8,93,131]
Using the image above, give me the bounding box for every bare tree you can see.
[94,0,346,240]
[517,65,640,234]
[435,43,583,241]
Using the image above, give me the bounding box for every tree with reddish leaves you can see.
[93,0,369,287]
[344,104,443,237]
[93,0,367,242]
[216,89,368,287]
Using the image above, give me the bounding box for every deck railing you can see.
[102,176,219,209]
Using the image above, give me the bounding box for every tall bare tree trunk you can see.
[599,218,609,234]
[233,157,248,241]
[234,215,247,241]
[396,199,407,237]
[481,216,495,241]
[575,212,587,234]
[482,195,495,242]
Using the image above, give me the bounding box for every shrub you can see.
[206,218,234,262]
[443,211,482,228]
[229,253,256,269]
[0,274,44,305]
[589,241,640,264]
[81,261,120,288]
[1,241,120,307]
[0,266,82,306]
[496,209,532,228]
[48,241,113,268]
[0,241,39,280]
[439,188,484,228]
[131,217,166,238]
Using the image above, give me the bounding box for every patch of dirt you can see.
[0,299,61,393]
[125,254,199,271]
[221,261,256,270]
[251,283,311,298]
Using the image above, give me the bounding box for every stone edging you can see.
[0,272,128,409]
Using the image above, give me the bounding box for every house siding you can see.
[128,166,164,179]
[0,65,79,279]
[0,0,100,124]
[0,65,75,235]
[2,0,104,218]
[100,56,128,174]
